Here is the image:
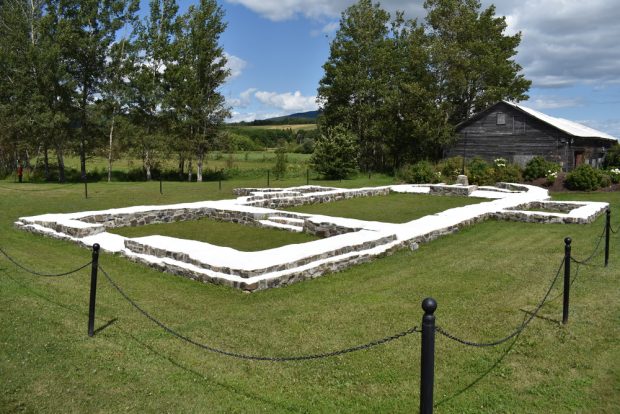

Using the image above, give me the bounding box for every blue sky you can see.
[170,0,620,138]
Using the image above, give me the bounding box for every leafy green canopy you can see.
[317,0,531,173]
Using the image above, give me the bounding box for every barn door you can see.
[574,151,585,167]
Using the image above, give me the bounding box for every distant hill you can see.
[230,110,320,126]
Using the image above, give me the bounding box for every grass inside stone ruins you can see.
[1,180,618,413]
[109,217,318,251]
[287,192,485,222]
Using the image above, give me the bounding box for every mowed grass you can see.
[110,217,318,251]
[0,180,619,413]
[287,192,485,223]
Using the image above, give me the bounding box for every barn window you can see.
[496,112,506,125]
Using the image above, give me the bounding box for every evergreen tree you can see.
[424,0,531,124]
[310,126,358,179]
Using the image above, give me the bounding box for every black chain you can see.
[99,265,419,361]
[0,247,92,277]
[436,257,565,348]
[570,223,606,265]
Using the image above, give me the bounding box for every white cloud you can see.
[254,90,318,112]
[224,53,247,80]
[227,0,620,89]
[311,21,339,37]
[228,110,286,123]
[526,96,583,110]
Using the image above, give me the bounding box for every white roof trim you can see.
[502,100,617,141]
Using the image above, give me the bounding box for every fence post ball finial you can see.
[93,243,100,252]
[422,297,437,315]
[564,237,571,245]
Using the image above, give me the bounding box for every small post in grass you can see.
[159,176,163,195]
[88,243,100,337]
[84,177,88,199]
[563,237,571,325]
[267,170,270,187]
[306,168,309,186]
[420,297,437,414]
[605,209,610,267]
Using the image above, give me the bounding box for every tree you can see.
[273,140,287,179]
[130,0,179,180]
[318,0,393,173]
[424,0,531,124]
[310,126,358,179]
[167,0,230,182]
[58,0,138,181]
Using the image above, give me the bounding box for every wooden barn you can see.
[446,101,618,171]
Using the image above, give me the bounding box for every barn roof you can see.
[459,101,617,141]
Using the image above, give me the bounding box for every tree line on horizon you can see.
[1,0,532,182]
[0,0,229,182]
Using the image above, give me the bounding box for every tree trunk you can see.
[56,146,65,183]
[187,158,193,182]
[107,114,115,182]
[144,149,152,181]
[80,140,86,181]
[178,155,185,180]
[197,148,204,182]
[43,144,50,181]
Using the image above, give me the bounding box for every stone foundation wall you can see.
[78,207,267,229]
[303,219,362,238]
[124,233,397,279]
[429,184,478,196]
[244,188,390,208]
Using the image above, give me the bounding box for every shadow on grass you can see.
[121,328,303,413]
[1,268,82,315]
[434,315,528,409]
[93,317,118,335]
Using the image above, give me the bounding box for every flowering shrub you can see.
[608,167,620,184]
[493,158,507,168]
[545,170,558,185]
[524,156,561,181]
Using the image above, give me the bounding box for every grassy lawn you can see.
[0,180,618,413]
[109,217,318,251]
[287,192,485,223]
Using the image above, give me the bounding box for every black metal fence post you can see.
[267,170,270,187]
[88,243,100,337]
[84,178,88,199]
[563,237,571,325]
[605,209,610,267]
[159,176,163,195]
[420,297,437,414]
[306,169,309,186]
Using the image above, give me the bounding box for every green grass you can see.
[287,192,485,223]
[0,181,619,413]
[109,217,318,251]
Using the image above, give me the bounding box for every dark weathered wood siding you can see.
[446,102,613,170]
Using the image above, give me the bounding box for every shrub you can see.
[273,141,288,179]
[523,156,561,181]
[565,164,603,191]
[310,126,358,179]
[438,157,463,183]
[603,143,620,168]
[467,157,494,185]
[397,160,438,184]
[608,167,620,184]
[493,158,523,183]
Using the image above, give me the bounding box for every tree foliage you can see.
[0,0,230,181]
[317,0,531,173]
[310,126,359,179]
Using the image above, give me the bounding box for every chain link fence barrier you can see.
[435,257,565,348]
[0,247,92,277]
[99,265,419,361]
